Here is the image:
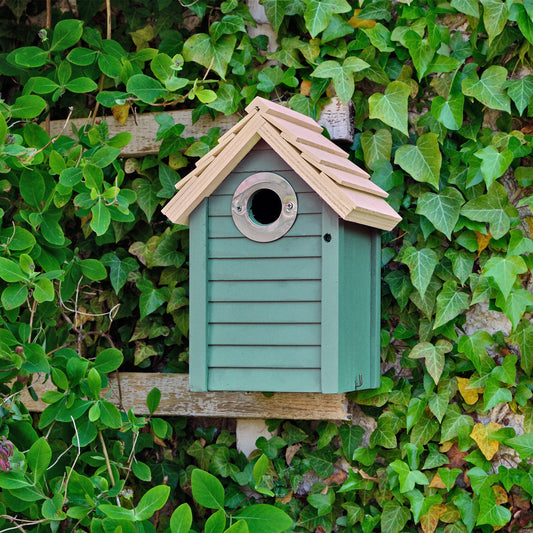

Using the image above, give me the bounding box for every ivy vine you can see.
[0,0,532,532]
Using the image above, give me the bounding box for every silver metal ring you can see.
[231,172,298,242]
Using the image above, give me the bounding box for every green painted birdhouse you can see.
[162,97,401,393]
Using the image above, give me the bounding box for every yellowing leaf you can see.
[470,422,502,460]
[348,10,377,28]
[276,491,293,504]
[112,103,131,125]
[493,485,508,505]
[300,80,313,96]
[429,472,446,489]
[439,441,453,452]
[129,24,155,51]
[420,503,447,533]
[169,152,188,170]
[475,230,492,255]
[457,377,483,405]
[526,216,533,237]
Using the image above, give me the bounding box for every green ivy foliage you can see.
[0,0,533,532]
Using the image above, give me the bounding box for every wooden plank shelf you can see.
[19,372,352,420]
[48,99,353,158]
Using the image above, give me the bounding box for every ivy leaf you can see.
[394,133,442,189]
[384,269,412,309]
[404,30,435,79]
[416,187,464,239]
[480,0,507,45]
[441,405,474,442]
[133,178,160,222]
[360,129,392,170]
[101,253,139,294]
[470,422,501,460]
[496,289,533,330]
[482,255,527,300]
[507,320,533,375]
[461,182,517,240]
[409,340,452,385]
[369,81,410,135]
[262,0,290,32]
[446,249,475,284]
[462,66,511,113]
[434,280,469,329]
[312,57,369,102]
[207,83,240,115]
[389,460,429,493]
[183,33,236,79]
[451,0,479,17]
[303,0,351,38]
[381,500,410,533]
[474,145,513,188]
[483,375,513,411]
[126,74,166,104]
[491,354,517,386]
[400,247,438,299]
[506,75,533,115]
[210,15,246,41]
[138,281,167,319]
[504,432,533,459]
[420,503,447,533]
[476,487,511,526]
[430,93,464,130]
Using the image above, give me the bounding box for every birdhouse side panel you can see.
[204,145,324,392]
[338,222,381,391]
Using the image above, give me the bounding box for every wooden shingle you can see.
[162,96,401,231]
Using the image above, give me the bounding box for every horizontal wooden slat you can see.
[209,280,321,302]
[49,111,240,158]
[208,257,321,280]
[208,323,320,345]
[208,236,322,259]
[208,346,321,368]
[208,192,322,216]
[17,373,351,419]
[208,213,321,238]
[208,368,322,392]
[208,301,320,323]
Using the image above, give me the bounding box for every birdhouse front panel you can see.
[163,96,401,394]
[188,140,380,393]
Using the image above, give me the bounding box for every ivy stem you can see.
[98,429,121,506]
[90,0,111,126]
[27,299,38,343]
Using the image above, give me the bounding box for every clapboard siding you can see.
[208,346,321,368]
[209,324,321,346]
[209,301,320,323]
[209,280,321,302]
[208,213,321,238]
[208,368,321,392]
[204,144,324,391]
[208,236,321,259]
[209,257,321,281]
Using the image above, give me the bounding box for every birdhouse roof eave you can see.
[162,97,402,230]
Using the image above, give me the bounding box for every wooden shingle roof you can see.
[162,97,401,230]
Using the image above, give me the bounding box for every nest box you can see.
[162,97,401,393]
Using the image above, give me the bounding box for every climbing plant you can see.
[0,0,533,531]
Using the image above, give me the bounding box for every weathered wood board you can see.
[19,372,351,420]
[49,111,241,158]
[48,99,353,158]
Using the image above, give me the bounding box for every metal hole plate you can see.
[231,172,298,243]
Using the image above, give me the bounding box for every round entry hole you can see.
[249,188,282,225]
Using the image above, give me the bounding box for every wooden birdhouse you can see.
[162,97,401,393]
